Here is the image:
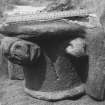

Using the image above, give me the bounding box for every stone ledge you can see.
[0,79,105,105]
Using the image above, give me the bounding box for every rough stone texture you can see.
[1,32,86,100]
[8,39,41,65]
[0,21,85,35]
[1,37,41,80]
[8,61,24,80]
[42,0,84,12]
[0,34,8,80]
[85,27,105,100]
[0,0,105,104]
[1,20,105,101]
[0,37,24,80]
[66,38,86,57]
[0,79,105,105]
[100,7,105,32]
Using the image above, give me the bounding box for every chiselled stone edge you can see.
[24,84,85,101]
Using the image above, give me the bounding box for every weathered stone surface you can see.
[1,37,19,57]
[0,0,105,101]
[0,24,87,100]
[42,0,83,12]
[0,0,105,104]
[9,40,41,65]
[21,35,85,100]
[8,61,24,80]
[0,20,85,36]
[0,37,24,80]
[0,79,105,105]
[85,27,105,100]
[66,38,86,57]
[1,37,41,65]
[0,34,8,79]
[2,22,105,101]
[1,37,41,80]
[100,7,105,32]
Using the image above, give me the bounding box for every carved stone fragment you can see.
[1,19,105,101]
[1,37,41,80]
[0,28,86,100]
[1,37,41,65]
[1,2,105,102]
[8,61,24,80]
[66,37,86,57]
[0,37,24,80]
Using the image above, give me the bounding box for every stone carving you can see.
[85,29,105,101]
[0,2,105,102]
[66,37,86,57]
[0,37,24,80]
